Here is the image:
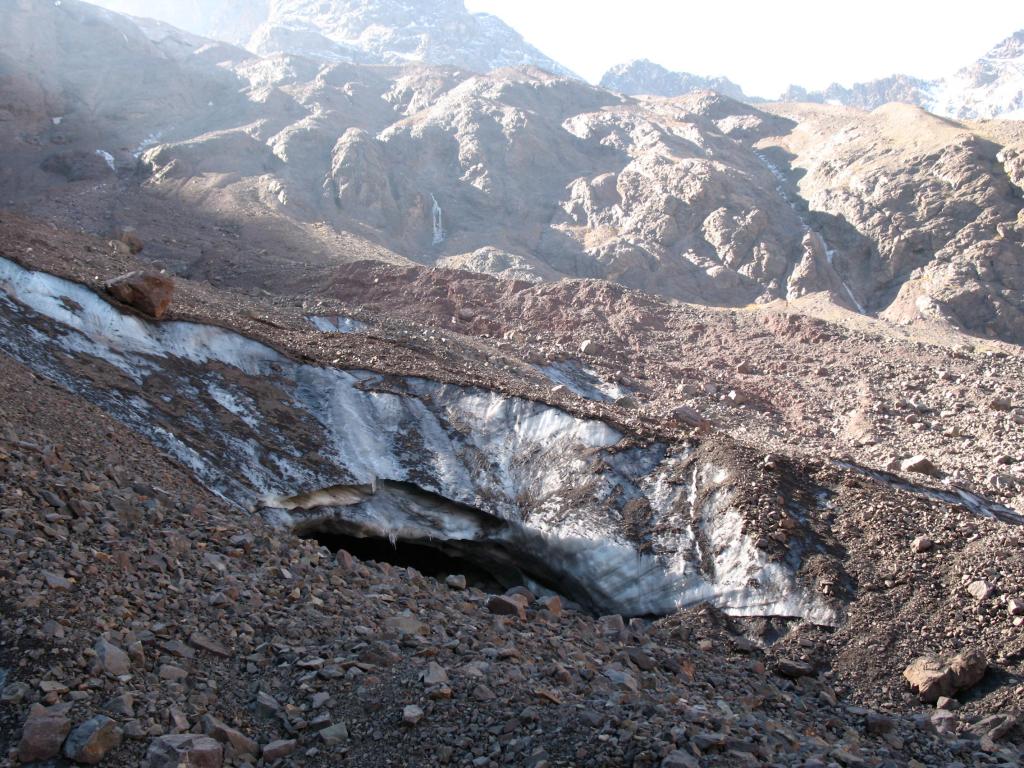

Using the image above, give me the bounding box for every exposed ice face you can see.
[0,256,841,621]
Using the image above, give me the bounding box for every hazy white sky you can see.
[465,0,1024,97]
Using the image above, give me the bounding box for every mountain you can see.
[87,0,575,76]
[600,59,750,101]
[928,29,1024,119]
[602,30,1024,121]
[4,1,1023,347]
[784,30,1024,120]
[2,3,1024,764]
[780,75,933,112]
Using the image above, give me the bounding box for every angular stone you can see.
[422,662,449,686]
[319,722,349,746]
[910,536,933,553]
[604,668,638,692]
[18,705,72,763]
[662,749,699,767]
[402,704,424,725]
[262,739,297,761]
[104,271,174,320]
[445,574,467,590]
[486,595,526,620]
[43,571,73,590]
[189,632,231,658]
[200,714,258,757]
[967,580,995,601]
[63,715,123,764]
[254,691,281,718]
[158,664,188,681]
[777,658,815,679]
[537,595,561,617]
[103,693,134,718]
[144,734,223,768]
[94,637,131,677]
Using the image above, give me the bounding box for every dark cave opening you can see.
[305,530,525,594]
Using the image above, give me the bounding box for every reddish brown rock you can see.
[18,704,72,763]
[904,650,988,703]
[63,715,123,764]
[486,595,526,620]
[103,271,174,319]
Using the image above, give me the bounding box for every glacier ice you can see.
[0,255,846,621]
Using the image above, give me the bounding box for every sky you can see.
[465,0,1024,98]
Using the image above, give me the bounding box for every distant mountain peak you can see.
[785,28,1024,120]
[89,0,576,77]
[599,59,749,101]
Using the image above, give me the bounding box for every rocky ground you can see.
[1,352,1021,768]
[2,212,1024,766]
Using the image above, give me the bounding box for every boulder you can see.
[904,650,988,703]
[901,455,942,477]
[18,704,72,763]
[486,595,526,620]
[63,715,123,764]
[200,714,258,757]
[262,739,297,761]
[94,637,131,677]
[670,404,709,428]
[103,271,174,320]
[144,734,223,768]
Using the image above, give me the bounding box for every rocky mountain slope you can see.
[86,0,574,76]
[5,0,1022,345]
[600,60,749,101]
